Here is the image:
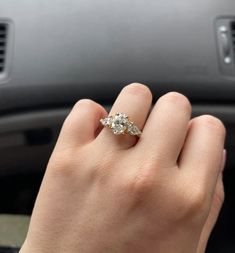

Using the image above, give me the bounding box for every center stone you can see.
[111,113,129,135]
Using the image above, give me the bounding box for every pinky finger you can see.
[196,151,226,253]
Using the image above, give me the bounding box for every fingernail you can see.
[221,149,227,172]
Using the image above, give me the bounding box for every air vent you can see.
[216,18,235,76]
[0,23,7,73]
[231,21,235,56]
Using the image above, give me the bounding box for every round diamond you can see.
[111,113,129,135]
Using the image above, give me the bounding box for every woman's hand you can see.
[20,83,226,253]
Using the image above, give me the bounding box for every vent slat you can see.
[0,23,7,73]
[0,26,6,32]
[231,21,235,60]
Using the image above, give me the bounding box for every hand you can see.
[20,83,226,253]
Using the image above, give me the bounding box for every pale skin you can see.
[20,83,226,253]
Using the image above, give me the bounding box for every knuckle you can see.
[134,176,154,195]
[159,92,191,111]
[124,83,152,99]
[124,168,155,200]
[89,150,116,182]
[185,186,208,216]
[194,115,226,136]
[48,150,76,177]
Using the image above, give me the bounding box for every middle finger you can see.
[138,92,191,167]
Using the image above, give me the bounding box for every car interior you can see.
[0,1,235,252]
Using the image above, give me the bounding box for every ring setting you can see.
[100,113,142,137]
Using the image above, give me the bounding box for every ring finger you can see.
[97,83,152,149]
